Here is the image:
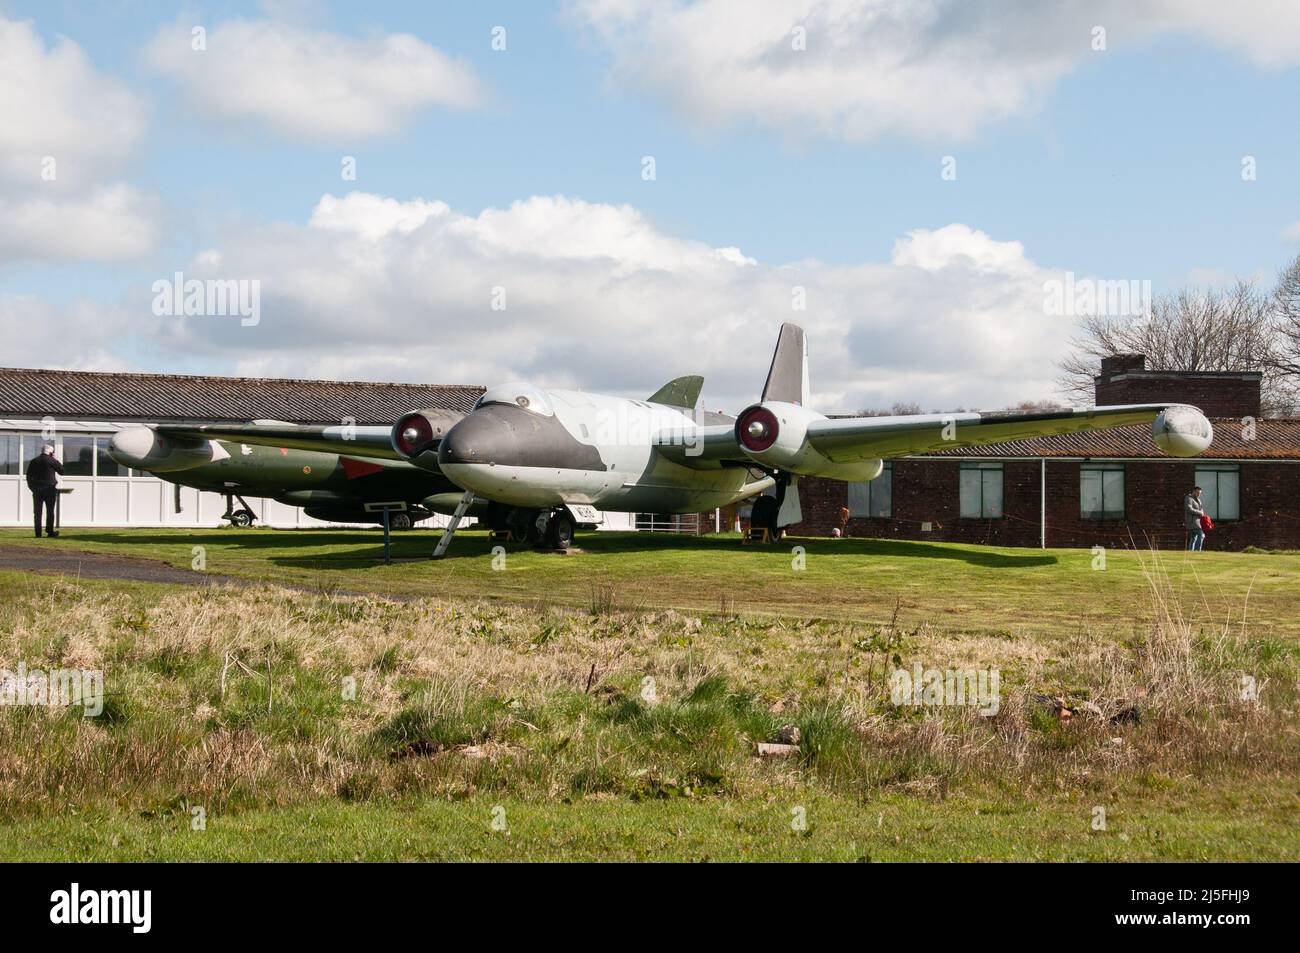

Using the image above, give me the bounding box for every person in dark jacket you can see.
[25,443,63,538]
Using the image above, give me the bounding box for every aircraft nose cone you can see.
[108,427,159,468]
[438,413,502,467]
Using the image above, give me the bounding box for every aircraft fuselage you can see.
[437,388,757,513]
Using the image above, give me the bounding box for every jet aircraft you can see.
[138,325,1214,552]
[108,426,464,529]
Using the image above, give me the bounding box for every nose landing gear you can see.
[485,503,577,551]
[544,509,575,550]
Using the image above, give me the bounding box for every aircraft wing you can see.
[153,422,404,460]
[657,403,1212,470]
[804,404,1182,461]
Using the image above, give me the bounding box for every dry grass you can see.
[0,554,1296,823]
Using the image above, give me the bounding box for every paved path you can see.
[0,543,243,587]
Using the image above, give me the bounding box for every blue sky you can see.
[3,1,1300,410]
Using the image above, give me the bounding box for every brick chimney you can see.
[1094,354,1261,418]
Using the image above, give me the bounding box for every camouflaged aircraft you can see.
[108,426,465,529]
[128,324,1215,553]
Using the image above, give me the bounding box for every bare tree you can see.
[854,401,922,417]
[1001,398,1067,413]
[1272,254,1300,378]
[1058,280,1295,415]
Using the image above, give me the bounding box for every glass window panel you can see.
[870,464,892,518]
[0,435,18,475]
[63,436,95,476]
[959,468,982,518]
[847,480,871,517]
[1195,468,1218,519]
[1102,468,1125,519]
[981,469,1003,518]
[1080,468,1103,518]
[95,437,127,477]
[847,464,893,518]
[21,435,46,470]
[1217,470,1240,521]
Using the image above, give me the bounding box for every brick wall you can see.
[790,461,1044,547]
[1093,354,1262,418]
[782,356,1291,550]
[790,461,1300,551]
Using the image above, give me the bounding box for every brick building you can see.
[789,356,1300,551]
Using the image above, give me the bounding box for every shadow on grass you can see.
[46,529,1060,570]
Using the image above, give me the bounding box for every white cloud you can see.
[0,185,162,263]
[1282,221,1300,243]
[310,193,450,239]
[0,17,160,262]
[0,17,148,184]
[567,0,1300,141]
[147,19,484,141]
[126,190,1078,413]
[0,294,141,372]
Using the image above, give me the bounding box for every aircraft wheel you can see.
[545,510,575,550]
[389,513,413,531]
[521,509,547,545]
[230,508,255,527]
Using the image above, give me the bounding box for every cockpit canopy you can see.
[472,382,554,416]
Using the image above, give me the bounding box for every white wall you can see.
[0,422,459,530]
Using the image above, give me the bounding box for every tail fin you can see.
[761,323,809,405]
[647,375,703,409]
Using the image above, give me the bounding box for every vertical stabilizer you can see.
[761,323,809,405]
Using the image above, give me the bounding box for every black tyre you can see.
[485,501,514,532]
[750,496,779,537]
[520,509,547,545]
[230,508,255,527]
[389,512,413,531]
[546,511,575,550]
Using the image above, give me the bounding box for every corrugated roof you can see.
[924,418,1300,460]
[0,367,484,425]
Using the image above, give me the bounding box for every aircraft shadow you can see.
[575,533,1061,569]
[65,529,1059,570]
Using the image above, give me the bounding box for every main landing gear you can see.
[485,503,577,551]
[222,491,258,528]
[747,472,791,543]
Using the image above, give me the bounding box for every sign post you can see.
[364,502,408,565]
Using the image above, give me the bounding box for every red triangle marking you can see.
[341,457,385,480]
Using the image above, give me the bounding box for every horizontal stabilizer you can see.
[648,375,703,409]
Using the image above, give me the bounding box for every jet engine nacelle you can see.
[108,427,224,473]
[391,408,465,469]
[734,401,884,482]
[1152,406,1214,458]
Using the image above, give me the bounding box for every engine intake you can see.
[391,409,464,460]
[736,405,780,453]
[733,400,883,482]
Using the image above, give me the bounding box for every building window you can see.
[0,434,18,475]
[95,436,128,477]
[63,436,96,476]
[20,434,44,471]
[959,462,1003,518]
[847,462,892,518]
[1080,463,1125,519]
[1195,465,1240,521]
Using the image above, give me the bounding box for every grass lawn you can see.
[2,784,1295,862]
[2,526,1296,638]
[0,529,1296,862]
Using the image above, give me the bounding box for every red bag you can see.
[1200,514,1214,532]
